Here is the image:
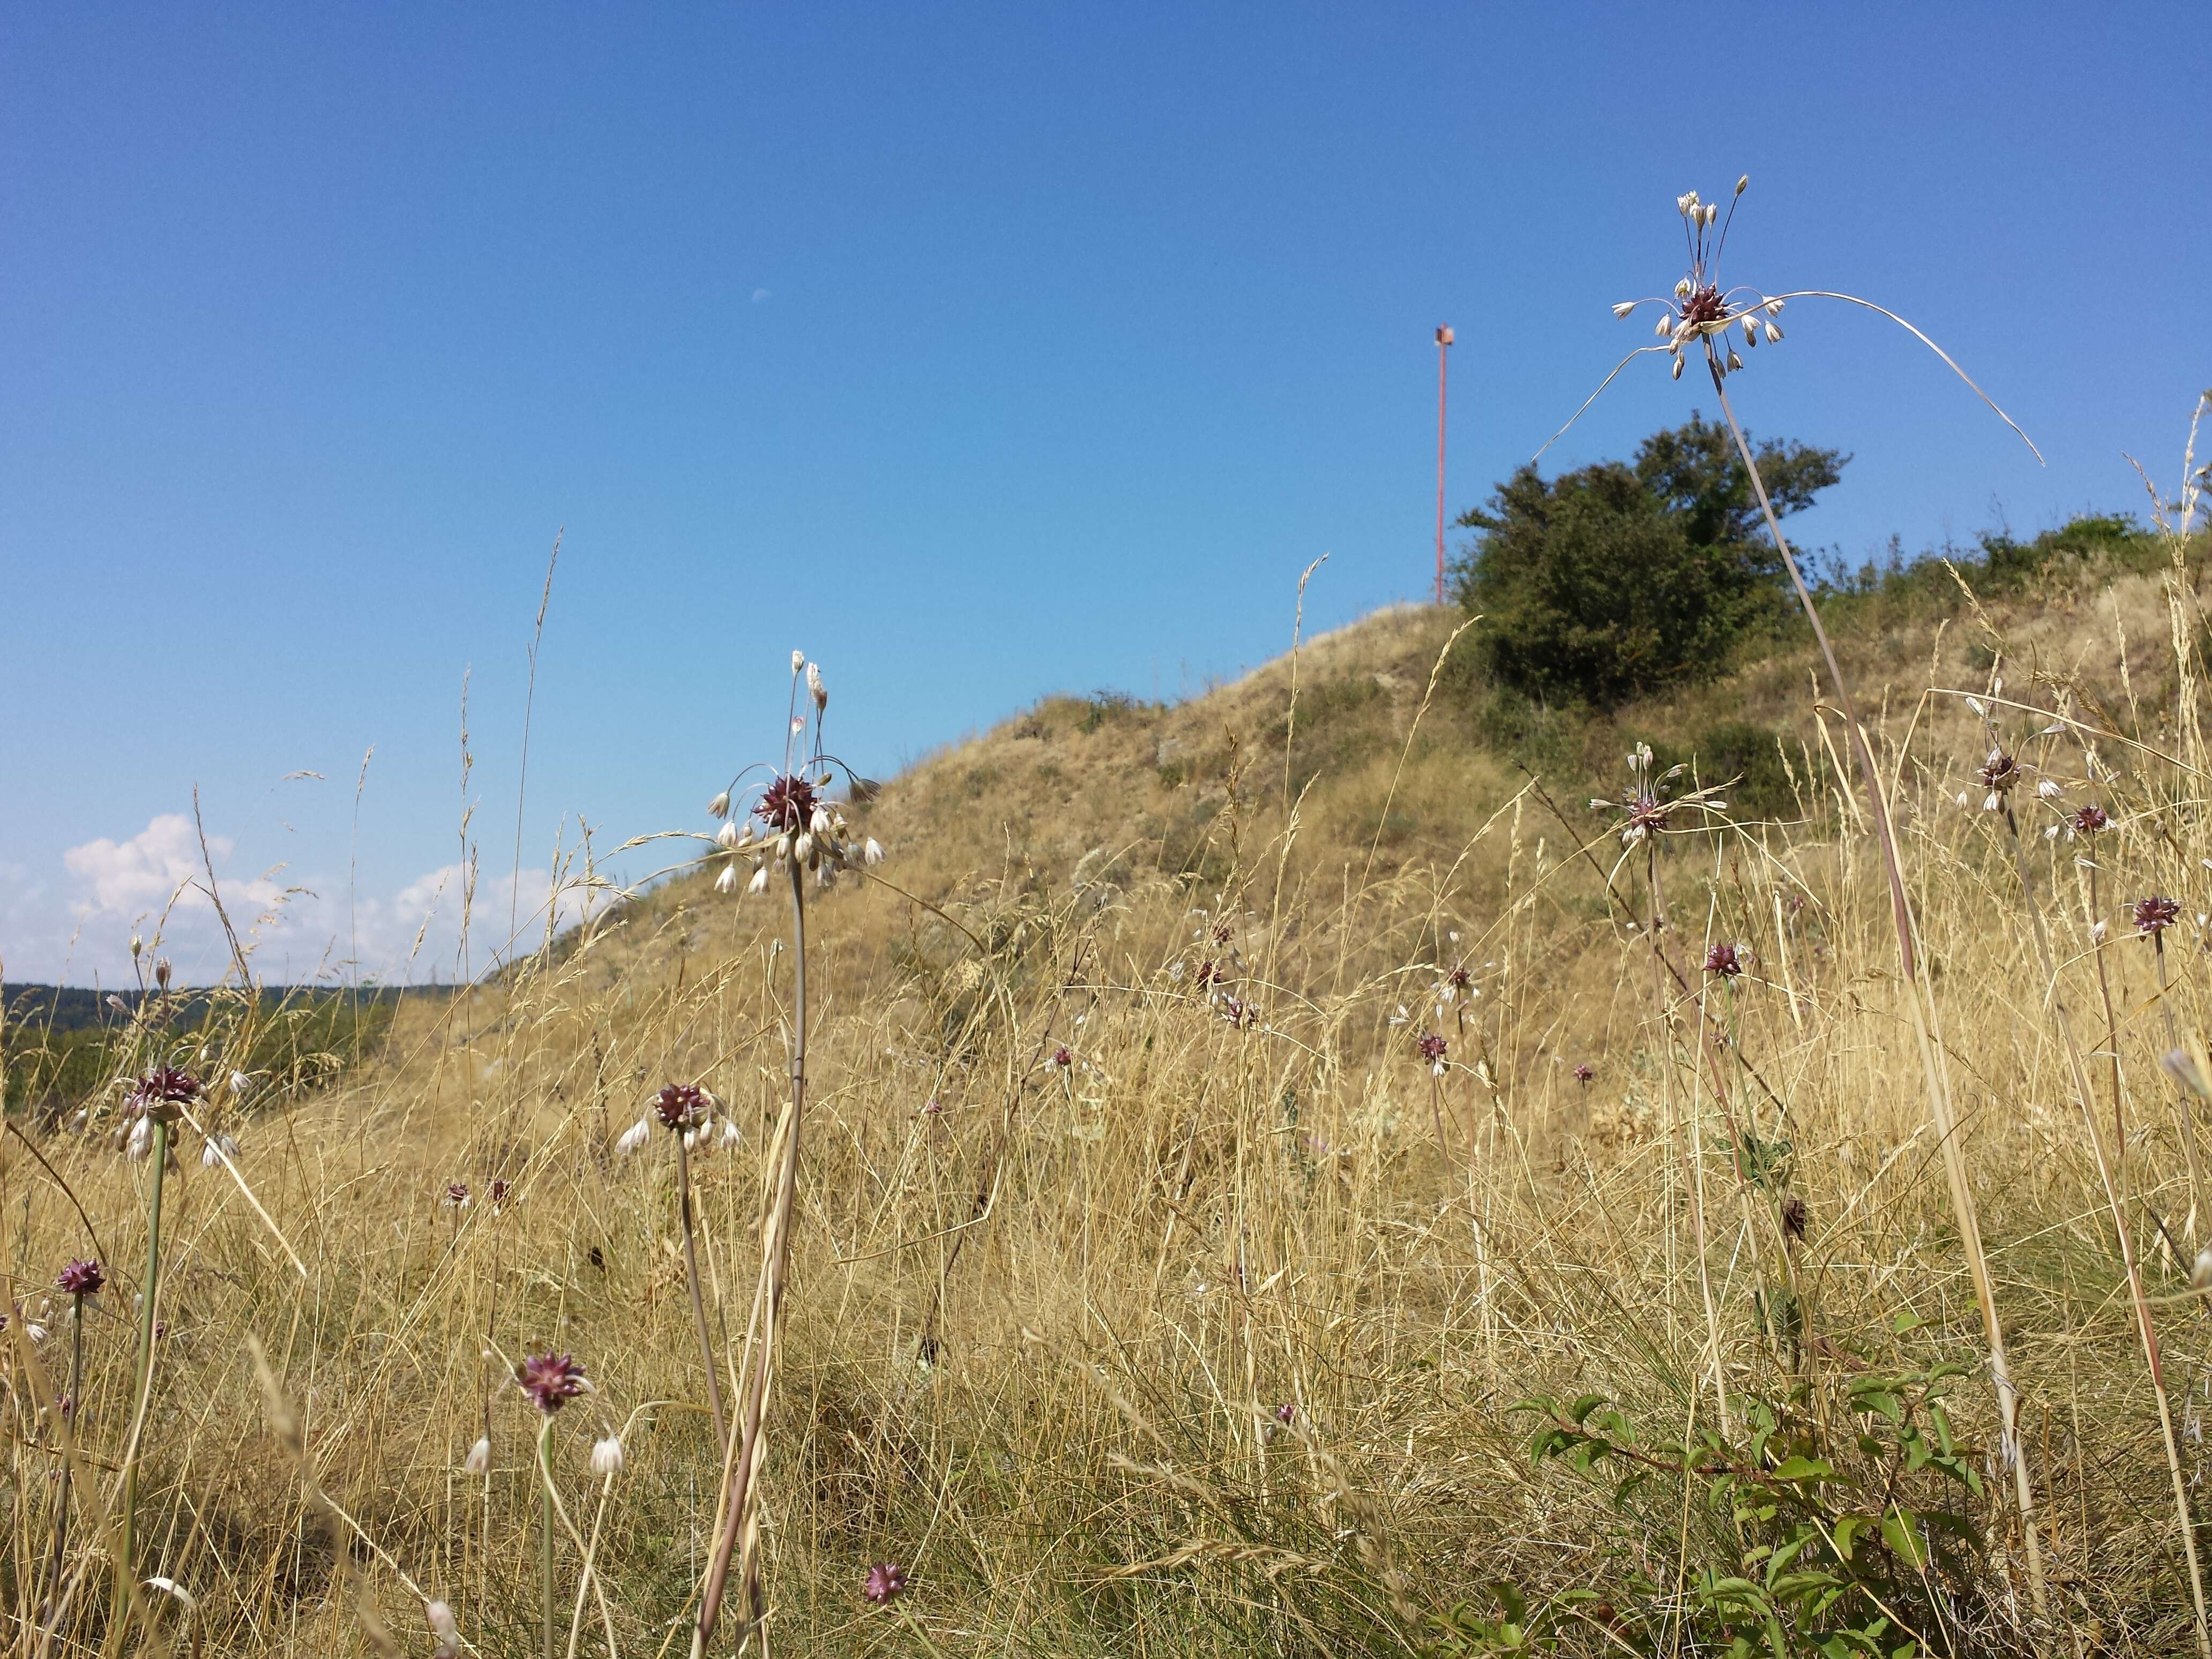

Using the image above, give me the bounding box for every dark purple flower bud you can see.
[515,1351,588,1414]
[443,1182,471,1208]
[1049,1045,1073,1070]
[488,1178,511,1206]
[128,1067,201,1124]
[58,1258,105,1297]
[753,773,821,835]
[2069,804,2109,836]
[1274,1402,1296,1425]
[1976,749,2022,796]
[1703,942,1747,978]
[1573,1063,1595,1085]
[863,1562,907,1604]
[655,1082,710,1131]
[1416,1033,1448,1064]
[2134,896,2183,938]
[1446,965,1471,991]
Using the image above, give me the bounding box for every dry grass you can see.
[11,539,2212,1657]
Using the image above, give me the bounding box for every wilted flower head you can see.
[1703,941,1748,978]
[863,1562,907,1604]
[654,1082,711,1132]
[1976,749,2022,811]
[128,1067,201,1124]
[153,956,173,990]
[2133,895,2183,938]
[58,1258,106,1297]
[514,1350,588,1414]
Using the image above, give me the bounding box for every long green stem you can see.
[114,1117,169,1638]
[1708,366,2050,1619]
[41,1292,86,1635]
[539,1417,557,1659]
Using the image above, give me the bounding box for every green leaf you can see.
[1834,1514,1871,1560]
[1770,1455,1839,1483]
[1880,1507,1927,1570]
[1567,1393,1607,1425]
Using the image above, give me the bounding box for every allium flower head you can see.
[128,1066,201,1124]
[515,1350,588,1414]
[1415,1033,1448,1076]
[654,1082,711,1131]
[1703,941,1748,978]
[1556,178,2040,460]
[754,773,821,836]
[443,1182,471,1208]
[1976,748,2022,810]
[1590,742,1727,847]
[2133,895,2183,938]
[2069,804,2110,837]
[1049,1045,1073,1070]
[1274,1401,1296,1425]
[1573,1062,1595,1085]
[863,1562,907,1604]
[489,1178,511,1207]
[58,1258,106,1297]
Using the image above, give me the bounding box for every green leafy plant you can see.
[1436,1358,1992,1657]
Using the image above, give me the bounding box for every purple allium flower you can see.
[1274,1402,1296,1425]
[1618,789,1670,844]
[1703,941,1747,978]
[488,1178,511,1207]
[1976,749,2022,798]
[1445,965,1471,991]
[128,1066,201,1124]
[1211,922,1233,946]
[2069,804,2110,836]
[57,1258,104,1297]
[863,1562,907,1604]
[2134,896,2183,938]
[515,1351,588,1415]
[1416,1033,1448,1065]
[1573,1063,1595,1086]
[1049,1045,1073,1070]
[654,1082,710,1131]
[753,773,821,835]
[1192,958,1222,990]
[443,1182,471,1208]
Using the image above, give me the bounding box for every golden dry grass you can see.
[10,537,2212,1657]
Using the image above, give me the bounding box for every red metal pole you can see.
[1434,325,1453,606]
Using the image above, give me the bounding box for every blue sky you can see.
[4,2,2206,984]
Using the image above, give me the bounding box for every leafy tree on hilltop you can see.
[1452,414,1847,707]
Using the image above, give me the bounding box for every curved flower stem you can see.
[1707,364,2051,1621]
[113,1117,169,1642]
[696,858,809,1655]
[673,1135,729,1454]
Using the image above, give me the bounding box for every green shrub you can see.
[1453,415,1845,708]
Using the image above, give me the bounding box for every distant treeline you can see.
[1,982,449,1119]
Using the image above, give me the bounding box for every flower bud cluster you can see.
[715,771,886,895]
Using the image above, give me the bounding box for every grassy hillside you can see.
[12,510,2212,1657]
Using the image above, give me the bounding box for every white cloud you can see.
[2,816,610,987]
[750,287,772,304]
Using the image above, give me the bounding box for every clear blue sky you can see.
[4,2,2206,985]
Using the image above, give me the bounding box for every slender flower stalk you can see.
[116,1067,196,1627]
[44,1259,103,1630]
[1551,179,2053,1617]
[514,1351,586,1659]
[655,1082,729,1453]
